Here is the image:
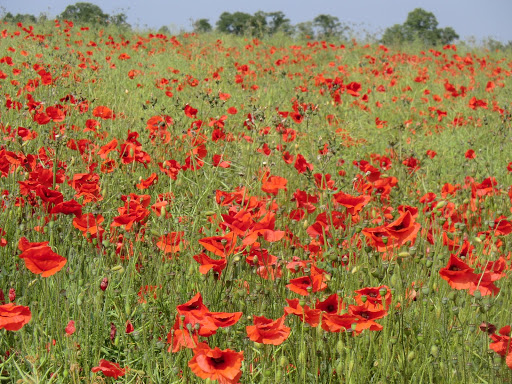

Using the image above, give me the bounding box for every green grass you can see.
[0,21,511,383]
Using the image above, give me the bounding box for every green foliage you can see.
[381,8,459,46]
[58,2,129,28]
[216,10,292,37]
[59,2,109,25]
[109,12,130,29]
[158,25,171,35]
[193,18,212,34]
[266,11,292,35]
[313,14,346,39]
[482,37,512,52]
[0,21,511,384]
[295,21,314,39]
[216,11,253,35]
[1,12,37,24]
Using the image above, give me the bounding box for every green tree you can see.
[193,19,212,33]
[216,12,252,35]
[247,11,267,37]
[109,12,130,28]
[59,2,109,25]
[438,27,459,46]
[295,21,314,39]
[158,25,171,35]
[215,11,292,37]
[2,12,37,24]
[381,24,408,45]
[313,14,345,39]
[381,8,459,46]
[266,11,292,35]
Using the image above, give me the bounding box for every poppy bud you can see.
[100,277,108,291]
[125,320,134,334]
[8,288,15,302]
[479,321,496,334]
[0,289,4,304]
[110,322,117,342]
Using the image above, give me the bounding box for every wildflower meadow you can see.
[0,19,512,383]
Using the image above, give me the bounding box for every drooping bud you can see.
[110,322,117,342]
[8,288,15,302]
[100,277,109,291]
[125,320,134,334]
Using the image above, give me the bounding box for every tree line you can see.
[3,2,507,48]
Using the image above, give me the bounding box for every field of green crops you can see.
[1,20,512,383]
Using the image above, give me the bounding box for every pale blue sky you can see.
[3,0,512,42]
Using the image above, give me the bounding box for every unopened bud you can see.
[100,277,109,291]
[110,322,117,342]
[8,288,15,302]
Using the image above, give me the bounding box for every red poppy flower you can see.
[465,149,476,159]
[167,315,199,353]
[97,138,118,159]
[18,237,67,277]
[156,232,186,254]
[348,305,388,334]
[188,343,244,384]
[487,325,512,369]
[73,213,104,242]
[207,311,243,329]
[136,173,158,189]
[0,303,31,331]
[284,299,321,327]
[92,106,114,120]
[65,320,76,335]
[333,191,371,215]
[246,315,291,345]
[426,149,437,159]
[91,359,126,379]
[294,154,314,174]
[176,292,211,329]
[193,252,227,276]
[261,175,288,196]
[315,293,344,314]
[286,266,327,296]
[184,104,198,118]
[321,313,358,333]
[198,233,237,258]
[384,211,421,247]
[50,199,83,217]
[354,286,392,310]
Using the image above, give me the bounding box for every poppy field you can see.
[1,20,512,383]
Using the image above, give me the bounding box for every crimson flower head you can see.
[91,359,126,379]
[188,342,243,384]
[65,320,76,336]
[18,237,67,277]
[465,149,476,159]
[246,315,291,345]
[0,303,31,331]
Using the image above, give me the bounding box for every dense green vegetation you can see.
[0,11,511,384]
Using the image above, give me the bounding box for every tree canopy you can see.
[58,2,129,27]
[0,5,467,47]
[381,8,459,46]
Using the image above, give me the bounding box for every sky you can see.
[3,0,512,43]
